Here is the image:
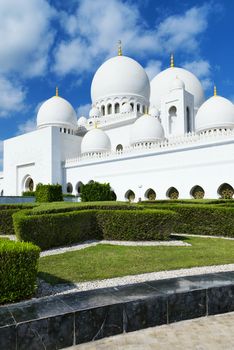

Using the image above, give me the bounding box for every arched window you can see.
[1,190,3,196]
[114,103,120,113]
[25,177,34,192]
[142,105,146,113]
[190,185,205,199]
[169,106,177,134]
[137,103,140,112]
[116,144,123,152]
[107,104,112,114]
[218,183,234,199]
[125,190,135,202]
[75,181,83,195]
[186,107,191,133]
[130,102,134,111]
[166,187,179,200]
[66,183,73,193]
[101,105,105,116]
[145,188,156,200]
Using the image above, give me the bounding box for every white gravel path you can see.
[40,239,191,257]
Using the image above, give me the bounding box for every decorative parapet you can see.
[64,128,234,167]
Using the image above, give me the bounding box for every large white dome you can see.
[91,55,150,103]
[196,95,234,132]
[81,128,111,154]
[130,114,165,145]
[150,67,205,110]
[37,96,77,129]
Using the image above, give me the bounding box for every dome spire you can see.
[118,40,122,56]
[55,86,59,97]
[170,54,174,68]
[214,85,217,96]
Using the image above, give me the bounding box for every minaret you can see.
[170,54,174,68]
[55,86,59,97]
[214,85,217,96]
[118,40,122,56]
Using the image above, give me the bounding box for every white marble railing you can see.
[64,128,234,166]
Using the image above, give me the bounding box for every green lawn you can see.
[38,236,234,285]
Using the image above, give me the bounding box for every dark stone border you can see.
[0,271,234,349]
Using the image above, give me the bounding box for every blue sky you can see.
[0,0,234,169]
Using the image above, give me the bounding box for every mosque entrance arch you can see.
[166,187,179,200]
[190,185,205,199]
[75,181,84,195]
[218,183,234,199]
[145,188,156,200]
[24,176,34,192]
[66,183,73,194]
[125,190,135,202]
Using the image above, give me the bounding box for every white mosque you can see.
[1,42,234,201]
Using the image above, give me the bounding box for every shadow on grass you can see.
[38,271,77,286]
[170,234,191,242]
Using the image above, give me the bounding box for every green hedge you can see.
[22,191,35,197]
[13,209,175,250]
[141,203,234,237]
[96,209,175,241]
[0,204,35,235]
[81,182,115,202]
[0,240,40,303]
[35,184,63,202]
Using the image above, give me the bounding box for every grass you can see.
[38,236,234,285]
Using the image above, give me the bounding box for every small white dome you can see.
[121,103,132,113]
[81,128,111,154]
[149,106,160,118]
[150,67,205,110]
[91,55,150,103]
[89,106,100,118]
[77,116,87,127]
[170,76,185,91]
[196,95,234,132]
[37,96,77,129]
[130,114,165,145]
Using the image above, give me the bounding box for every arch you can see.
[0,190,3,196]
[101,105,105,116]
[66,182,73,194]
[190,185,205,199]
[114,103,120,113]
[116,144,123,152]
[166,187,179,200]
[125,189,135,202]
[145,188,156,200]
[137,103,140,112]
[110,190,117,201]
[75,181,84,195]
[169,106,177,134]
[107,103,112,114]
[142,105,146,114]
[218,183,234,199]
[130,102,134,110]
[186,107,192,133]
[24,176,34,192]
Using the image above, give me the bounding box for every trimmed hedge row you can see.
[13,209,176,250]
[35,184,63,202]
[0,240,40,303]
[0,204,35,235]
[141,203,234,237]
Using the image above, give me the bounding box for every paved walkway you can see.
[67,312,234,350]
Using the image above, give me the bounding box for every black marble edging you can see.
[1,271,234,350]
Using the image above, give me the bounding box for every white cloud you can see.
[77,103,91,117]
[54,1,212,77]
[145,60,162,80]
[0,0,56,78]
[0,76,26,117]
[183,59,212,91]
[17,118,36,135]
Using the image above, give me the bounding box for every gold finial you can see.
[118,40,122,56]
[170,54,174,68]
[214,85,217,96]
[55,86,59,97]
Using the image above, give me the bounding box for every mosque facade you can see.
[1,43,234,201]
